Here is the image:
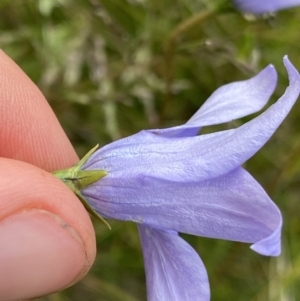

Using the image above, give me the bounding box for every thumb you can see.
[0,158,96,301]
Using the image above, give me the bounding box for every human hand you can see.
[0,50,96,301]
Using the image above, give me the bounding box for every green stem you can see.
[164,9,214,104]
[163,1,233,119]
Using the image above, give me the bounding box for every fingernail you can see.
[0,209,88,301]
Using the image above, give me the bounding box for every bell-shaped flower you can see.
[53,57,300,301]
[233,0,300,14]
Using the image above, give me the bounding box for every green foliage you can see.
[1,0,300,300]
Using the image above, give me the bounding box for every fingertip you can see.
[0,158,97,299]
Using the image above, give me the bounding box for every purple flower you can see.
[80,57,300,300]
[233,0,300,14]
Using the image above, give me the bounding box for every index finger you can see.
[0,50,78,171]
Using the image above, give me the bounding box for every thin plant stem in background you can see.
[163,1,231,119]
[164,8,215,108]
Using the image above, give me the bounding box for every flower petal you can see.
[234,0,300,14]
[83,168,282,256]
[156,64,277,137]
[138,225,210,301]
[83,57,299,182]
[82,57,296,257]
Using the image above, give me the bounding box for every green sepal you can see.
[52,145,111,229]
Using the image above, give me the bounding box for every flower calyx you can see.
[52,145,111,229]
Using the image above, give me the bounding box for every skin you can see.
[0,50,96,301]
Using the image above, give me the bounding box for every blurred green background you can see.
[1,0,300,300]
